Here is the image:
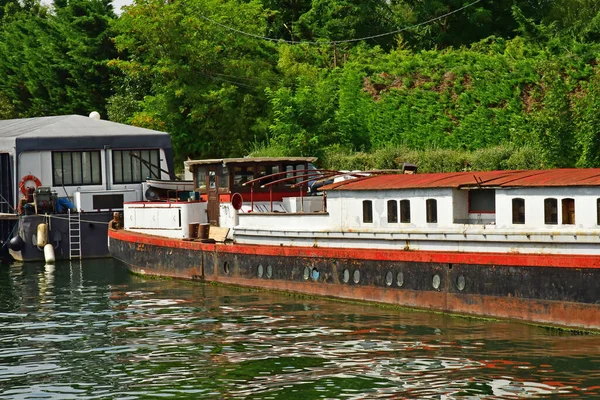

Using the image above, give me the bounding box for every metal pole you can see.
[300,182,304,212]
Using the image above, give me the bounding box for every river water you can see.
[0,259,599,399]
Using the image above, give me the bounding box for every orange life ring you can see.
[19,174,41,195]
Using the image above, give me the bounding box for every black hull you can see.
[109,229,600,331]
[10,213,114,262]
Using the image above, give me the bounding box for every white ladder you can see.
[68,210,82,260]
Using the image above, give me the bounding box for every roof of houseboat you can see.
[186,157,317,166]
[322,169,600,190]
[0,115,172,154]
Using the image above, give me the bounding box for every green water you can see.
[1,259,599,399]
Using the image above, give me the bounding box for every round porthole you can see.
[456,275,466,291]
[385,271,393,286]
[343,269,350,283]
[223,262,230,274]
[311,267,320,281]
[266,265,273,279]
[432,274,441,290]
[257,264,264,278]
[303,267,310,280]
[353,270,361,284]
[397,272,404,287]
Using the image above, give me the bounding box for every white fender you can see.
[37,223,48,248]
[44,243,55,264]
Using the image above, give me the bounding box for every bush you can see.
[468,145,516,171]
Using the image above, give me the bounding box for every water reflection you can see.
[0,259,599,399]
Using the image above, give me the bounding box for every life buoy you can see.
[19,175,41,195]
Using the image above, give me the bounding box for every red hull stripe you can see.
[109,229,600,269]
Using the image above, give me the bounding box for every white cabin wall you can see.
[325,192,344,231]
[282,196,325,213]
[237,213,331,231]
[17,148,172,202]
[452,189,469,223]
[124,202,207,239]
[18,152,53,190]
[337,188,454,229]
[220,203,235,227]
[495,187,600,229]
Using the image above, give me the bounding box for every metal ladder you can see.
[68,210,82,260]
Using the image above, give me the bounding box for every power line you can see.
[199,0,483,46]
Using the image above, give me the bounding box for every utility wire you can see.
[199,0,483,46]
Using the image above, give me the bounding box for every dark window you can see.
[400,199,411,223]
[512,198,525,224]
[363,200,373,223]
[597,199,600,225]
[208,170,217,190]
[113,149,161,184]
[52,151,101,186]
[284,164,295,186]
[218,165,229,190]
[468,189,496,213]
[233,166,254,187]
[387,200,398,223]
[92,194,124,209]
[544,198,558,225]
[195,166,208,193]
[562,198,575,225]
[426,199,437,223]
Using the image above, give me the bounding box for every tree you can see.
[110,0,279,161]
[0,0,116,117]
[532,68,575,168]
[295,0,398,49]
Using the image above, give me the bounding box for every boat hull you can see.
[108,229,600,331]
[10,213,114,262]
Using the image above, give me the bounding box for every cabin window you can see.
[597,199,600,225]
[468,189,495,213]
[112,149,161,184]
[387,200,398,223]
[255,165,280,187]
[400,199,411,223]
[295,163,304,183]
[52,151,101,186]
[194,166,207,192]
[232,166,254,187]
[218,166,229,190]
[208,170,217,189]
[544,198,558,225]
[284,164,295,186]
[562,198,575,225]
[426,199,437,223]
[363,200,373,223]
[512,198,525,224]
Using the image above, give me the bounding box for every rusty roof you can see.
[321,169,600,191]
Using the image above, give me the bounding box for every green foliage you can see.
[0,92,15,119]
[0,0,115,117]
[531,68,576,168]
[3,0,600,175]
[110,0,278,163]
[573,73,600,168]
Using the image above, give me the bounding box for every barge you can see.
[0,114,176,262]
[108,157,600,330]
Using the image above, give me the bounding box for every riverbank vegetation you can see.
[1,0,600,171]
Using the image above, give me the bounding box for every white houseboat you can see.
[109,158,600,331]
[1,114,176,262]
